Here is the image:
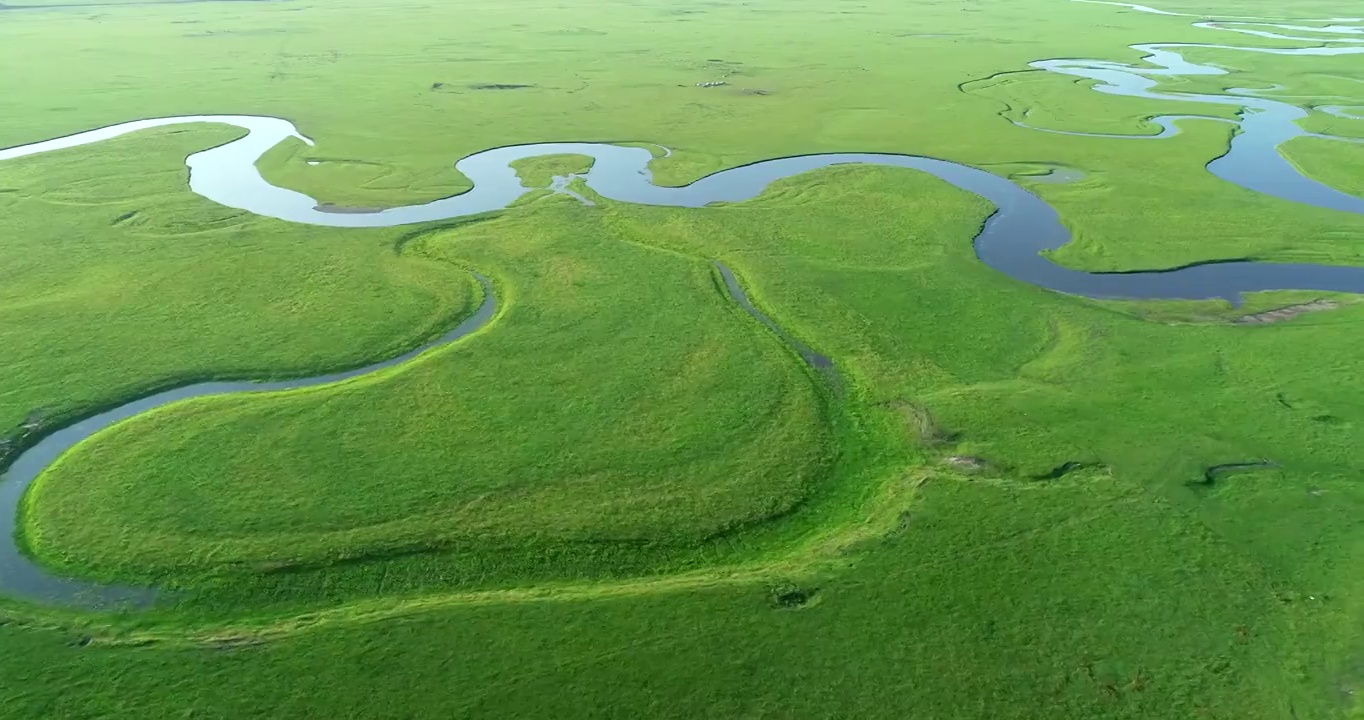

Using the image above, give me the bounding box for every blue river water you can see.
[0,1,1361,607]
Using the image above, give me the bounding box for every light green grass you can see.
[509,154,594,188]
[0,474,1337,719]
[0,125,476,442]
[3,0,1364,717]
[964,69,1243,134]
[17,163,1364,717]
[23,195,834,590]
[0,0,1355,270]
[1282,136,1364,198]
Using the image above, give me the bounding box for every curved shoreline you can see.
[2,274,496,607]
[1321,105,1364,121]
[1004,7,1364,216]
[1,2,1364,609]
[5,118,1362,300]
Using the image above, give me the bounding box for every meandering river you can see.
[1,1,1362,607]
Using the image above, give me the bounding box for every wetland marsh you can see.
[3,0,1364,717]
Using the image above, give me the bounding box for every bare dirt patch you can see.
[1235,299,1338,324]
[944,455,991,472]
[314,204,385,214]
[895,402,958,447]
[430,82,536,92]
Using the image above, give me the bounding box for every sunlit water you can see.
[1,0,1362,607]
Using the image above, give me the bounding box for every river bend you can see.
[1,0,1362,607]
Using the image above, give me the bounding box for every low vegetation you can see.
[509,153,595,188]
[2,0,1364,717]
[0,126,476,435]
[25,195,834,596]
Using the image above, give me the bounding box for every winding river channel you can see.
[2,1,1363,607]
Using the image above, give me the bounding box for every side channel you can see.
[0,273,497,608]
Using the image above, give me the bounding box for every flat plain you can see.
[3,0,1364,718]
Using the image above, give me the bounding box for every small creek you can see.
[0,276,495,606]
[0,1,1362,607]
[1020,0,1364,216]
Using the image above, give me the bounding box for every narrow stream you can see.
[713,262,834,372]
[0,275,495,607]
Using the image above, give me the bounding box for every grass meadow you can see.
[2,0,1364,717]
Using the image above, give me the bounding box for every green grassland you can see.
[3,474,1339,719]
[507,153,596,189]
[1283,136,1364,198]
[23,194,836,593]
[0,125,477,439]
[1,0,1359,266]
[3,0,1364,717]
[1168,48,1364,140]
